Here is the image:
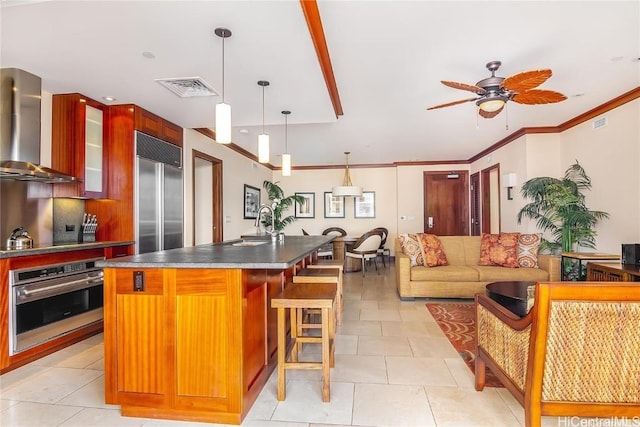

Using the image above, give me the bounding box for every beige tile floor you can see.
[0,263,631,427]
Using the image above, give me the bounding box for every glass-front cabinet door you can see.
[84,104,103,195]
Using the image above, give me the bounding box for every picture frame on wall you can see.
[295,192,315,218]
[243,184,261,219]
[324,192,345,218]
[354,191,375,218]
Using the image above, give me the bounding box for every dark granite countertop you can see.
[0,241,134,259]
[96,236,333,269]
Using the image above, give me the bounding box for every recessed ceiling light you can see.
[142,51,156,59]
[102,96,116,102]
[239,129,249,134]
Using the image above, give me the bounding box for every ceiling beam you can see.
[300,0,344,118]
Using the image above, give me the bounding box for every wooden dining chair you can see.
[345,229,383,277]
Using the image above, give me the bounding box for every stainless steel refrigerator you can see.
[135,131,183,254]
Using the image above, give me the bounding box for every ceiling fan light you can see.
[258,133,269,163]
[478,98,506,112]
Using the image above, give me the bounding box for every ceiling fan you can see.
[427,60,567,118]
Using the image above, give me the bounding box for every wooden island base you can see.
[100,235,330,424]
[104,266,292,424]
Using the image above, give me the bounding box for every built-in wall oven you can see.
[9,257,104,355]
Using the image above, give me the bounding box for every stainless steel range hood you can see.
[0,68,78,183]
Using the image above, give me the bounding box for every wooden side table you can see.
[560,252,620,281]
[587,262,640,282]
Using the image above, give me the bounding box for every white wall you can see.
[559,101,640,252]
[183,129,272,244]
[188,92,637,255]
[273,167,398,248]
[468,98,640,253]
[395,163,470,236]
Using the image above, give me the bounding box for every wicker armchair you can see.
[475,282,640,427]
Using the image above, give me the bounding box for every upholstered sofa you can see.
[475,282,640,427]
[394,235,561,299]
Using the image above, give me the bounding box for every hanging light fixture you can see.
[214,27,232,144]
[332,151,362,196]
[281,110,291,176]
[257,80,270,163]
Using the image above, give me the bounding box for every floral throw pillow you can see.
[518,233,542,268]
[398,233,424,267]
[418,234,449,267]
[478,232,520,268]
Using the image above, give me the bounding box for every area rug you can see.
[426,302,503,387]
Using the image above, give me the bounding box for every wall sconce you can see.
[502,173,517,200]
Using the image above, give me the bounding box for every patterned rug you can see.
[426,302,503,387]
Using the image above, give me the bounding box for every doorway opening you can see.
[192,150,223,244]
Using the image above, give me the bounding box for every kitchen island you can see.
[97,236,332,425]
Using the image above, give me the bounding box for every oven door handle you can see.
[16,275,103,304]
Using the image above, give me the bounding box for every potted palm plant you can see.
[260,180,304,234]
[516,161,609,255]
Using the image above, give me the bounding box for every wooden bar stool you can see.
[293,266,343,325]
[307,260,344,324]
[271,282,336,402]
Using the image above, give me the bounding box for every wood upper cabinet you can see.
[52,93,107,198]
[134,107,183,146]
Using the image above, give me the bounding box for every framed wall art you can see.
[324,192,345,218]
[243,184,261,219]
[354,191,375,218]
[295,192,315,218]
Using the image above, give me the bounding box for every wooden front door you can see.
[423,171,469,236]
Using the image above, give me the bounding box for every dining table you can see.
[331,235,362,272]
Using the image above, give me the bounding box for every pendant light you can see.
[257,80,270,163]
[281,110,291,176]
[332,151,362,196]
[214,27,232,144]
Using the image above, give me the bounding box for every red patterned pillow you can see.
[398,233,424,266]
[478,232,520,268]
[518,233,542,268]
[418,234,449,267]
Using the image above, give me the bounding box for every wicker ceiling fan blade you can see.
[478,106,504,119]
[427,97,478,110]
[502,69,552,91]
[512,89,567,105]
[441,80,485,93]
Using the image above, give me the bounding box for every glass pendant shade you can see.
[215,102,231,144]
[214,27,232,145]
[282,153,291,176]
[258,133,269,163]
[478,99,505,112]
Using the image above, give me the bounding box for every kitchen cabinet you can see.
[135,107,183,146]
[85,104,182,245]
[52,93,107,198]
[0,243,131,374]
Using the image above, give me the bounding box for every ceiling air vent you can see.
[155,77,218,98]
[592,116,607,129]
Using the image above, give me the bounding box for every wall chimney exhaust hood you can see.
[0,68,78,183]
